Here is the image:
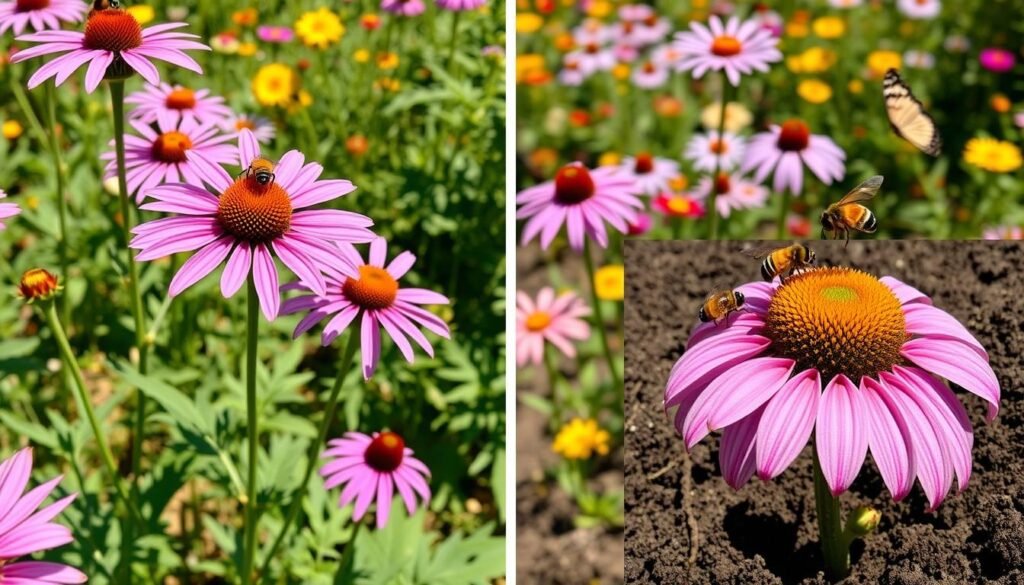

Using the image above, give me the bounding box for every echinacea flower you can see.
[616,153,680,196]
[742,119,846,195]
[11,6,209,93]
[684,130,746,172]
[0,189,19,230]
[979,48,1015,73]
[516,287,590,367]
[222,113,276,144]
[436,0,486,11]
[667,267,1000,510]
[963,137,1022,173]
[102,117,238,202]
[631,60,669,88]
[693,172,768,218]
[552,418,610,460]
[0,448,86,584]
[130,129,375,320]
[320,431,431,529]
[517,162,644,250]
[126,83,232,127]
[897,0,941,20]
[381,0,425,17]
[672,15,782,86]
[0,0,85,35]
[565,43,616,75]
[281,238,450,379]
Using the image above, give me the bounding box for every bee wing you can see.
[835,175,883,207]
[741,244,785,260]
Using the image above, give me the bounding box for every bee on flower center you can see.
[243,157,277,187]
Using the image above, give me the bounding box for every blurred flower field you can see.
[0,0,505,583]
[516,0,1024,240]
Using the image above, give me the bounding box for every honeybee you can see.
[242,158,276,186]
[743,243,816,282]
[821,175,883,247]
[698,287,745,325]
[90,0,119,14]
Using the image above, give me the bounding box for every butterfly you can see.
[883,68,942,156]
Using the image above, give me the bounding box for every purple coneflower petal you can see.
[901,337,1000,421]
[880,276,931,305]
[665,333,771,410]
[353,473,378,521]
[376,476,393,528]
[252,244,280,320]
[815,375,867,496]
[168,238,233,296]
[720,405,765,489]
[686,312,765,348]
[755,369,821,480]
[861,378,914,501]
[2,560,86,583]
[903,303,987,358]
[221,243,252,297]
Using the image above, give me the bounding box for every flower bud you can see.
[846,506,881,537]
[17,268,60,303]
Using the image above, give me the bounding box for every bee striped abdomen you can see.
[761,255,776,281]
[698,305,710,322]
[862,211,878,232]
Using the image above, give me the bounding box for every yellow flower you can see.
[585,0,613,17]
[125,5,155,25]
[669,175,688,191]
[786,21,809,38]
[295,7,344,49]
[376,52,399,70]
[252,63,297,107]
[237,42,258,57]
[700,101,753,133]
[991,94,1012,114]
[797,79,833,104]
[2,120,23,140]
[516,13,543,34]
[594,265,624,301]
[552,418,611,460]
[375,77,401,92]
[354,49,371,63]
[232,8,258,26]
[812,16,845,39]
[867,50,901,79]
[963,138,1023,173]
[598,152,621,167]
[516,53,547,83]
[848,79,864,94]
[786,47,837,74]
[612,63,630,81]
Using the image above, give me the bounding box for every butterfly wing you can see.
[884,69,942,156]
[835,175,884,206]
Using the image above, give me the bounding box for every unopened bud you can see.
[846,506,881,537]
[17,268,60,303]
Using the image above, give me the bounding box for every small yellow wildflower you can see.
[516,13,543,34]
[237,42,258,57]
[786,47,837,74]
[785,21,809,38]
[516,53,547,83]
[812,16,845,39]
[867,50,901,78]
[797,79,833,104]
[232,8,258,27]
[2,120,23,140]
[991,94,1012,114]
[594,265,624,301]
[552,419,611,461]
[612,63,630,81]
[252,63,297,107]
[375,78,401,92]
[295,7,345,49]
[553,32,575,52]
[125,5,155,25]
[598,152,621,167]
[669,175,688,191]
[354,49,371,63]
[963,138,1023,173]
[848,79,864,94]
[700,102,753,133]
[585,0,613,18]
[286,90,314,114]
[377,52,399,70]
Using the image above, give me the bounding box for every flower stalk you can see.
[259,330,359,574]
[708,71,731,241]
[242,276,261,584]
[582,240,621,390]
[43,84,69,323]
[813,443,864,581]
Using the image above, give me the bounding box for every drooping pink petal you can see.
[815,375,868,496]
[901,337,1000,421]
[665,332,771,411]
[860,378,914,501]
[903,303,987,358]
[720,405,765,489]
[220,242,251,298]
[376,475,394,528]
[755,369,821,480]
[880,276,931,306]
[1,561,87,583]
[252,244,280,320]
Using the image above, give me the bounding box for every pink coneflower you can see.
[281,237,450,379]
[897,0,941,20]
[573,18,610,47]
[667,268,999,510]
[672,15,782,86]
[827,0,863,7]
[0,0,85,35]
[558,57,587,86]
[980,48,1015,73]
[436,0,486,10]
[222,113,276,144]
[632,60,669,88]
[11,6,209,93]
[693,172,768,218]
[652,192,704,219]
[684,130,746,172]
[320,431,431,529]
[517,162,644,250]
[752,7,782,37]
[0,448,86,584]
[565,43,616,75]
[126,82,233,127]
[982,225,1023,240]
[616,153,680,196]
[741,120,845,195]
[628,212,652,236]
[650,44,684,69]
[0,189,19,230]
[130,129,375,320]
[516,287,590,367]
[256,25,294,43]
[380,0,425,17]
[101,117,237,202]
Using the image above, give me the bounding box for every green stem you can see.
[543,344,562,432]
[447,11,461,72]
[43,84,69,324]
[43,301,143,524]
[813,445,850,580]
[708,71,731,241]
[777,189,791,240]
[582,240,621,390]
[258,331,359,576]
[242,277,260,584]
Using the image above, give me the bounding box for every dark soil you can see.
[517,246,626,585]
[623,240,1024,585]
